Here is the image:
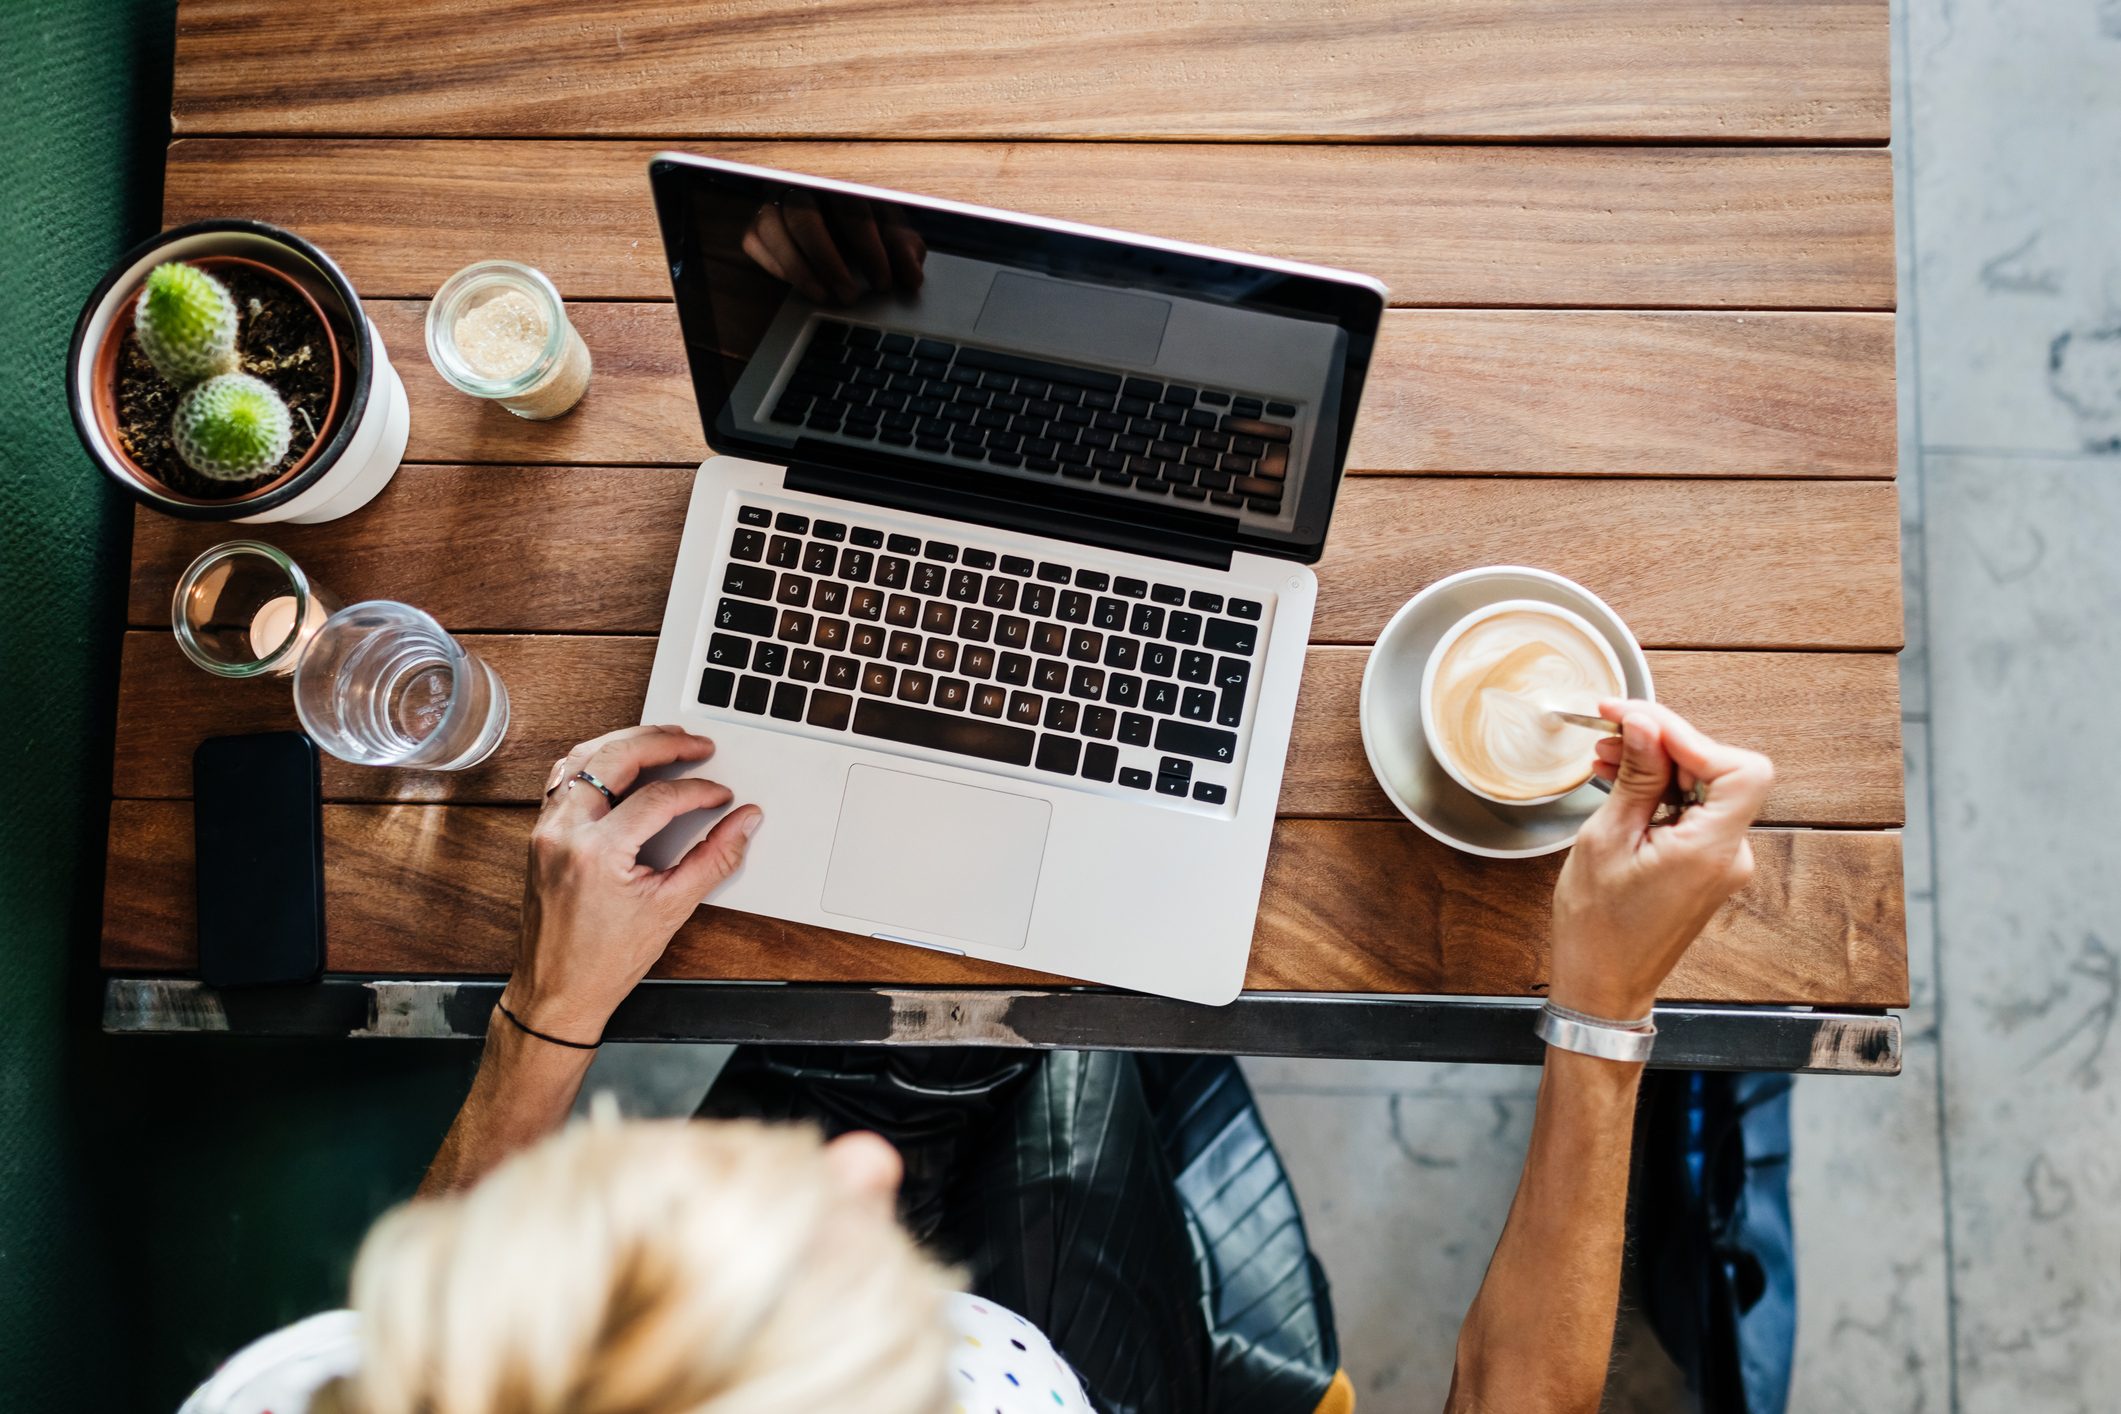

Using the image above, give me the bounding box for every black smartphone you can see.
[194,731,326,987]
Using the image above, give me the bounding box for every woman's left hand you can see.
[504,725,763,1044]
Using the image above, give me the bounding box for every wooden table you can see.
[102,0,1907,1072]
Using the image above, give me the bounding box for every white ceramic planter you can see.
[69,220,409,525]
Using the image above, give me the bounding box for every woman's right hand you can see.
[1546,701,1774,1023]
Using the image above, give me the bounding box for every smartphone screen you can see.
[193,731,325,987]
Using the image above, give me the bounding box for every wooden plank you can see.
[164,139,1895,310]
[128,468,1903,648]
[111,633,1905,827]
[171,0,1889,143]
[102,801,1909,1006]
[380,301,1900,478]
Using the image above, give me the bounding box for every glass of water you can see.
[293,601,510,769]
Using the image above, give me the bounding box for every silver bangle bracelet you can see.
[1534,1003,1657,1064]
[1543,1000,1656,1031]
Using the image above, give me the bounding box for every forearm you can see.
[1446,1049,1643,1414]
[418,1005,596,1196]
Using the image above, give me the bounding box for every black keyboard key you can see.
[1035,734,1082,775]
[1103,637,1140,671]
[887,630,922,664]
[998,652,1032,686]
[886,594,920,627]
[1266,400,1297,417]
[961,645,996,679]
[1154,718,1237,764]
[811,519,846,542]
[775,512,809,534]
[734,675,771,714]
[978,576,1018,613]
[1119,712,1153,747]
[876,558,911,591]
[777,610,814,643]
[885,533,919,554]
[861,663,897,696]
[802,542,837,575]
[947,568,981,603]
[962,548,996,570]
[724,563,775,599]
[1145,680,1178,715]
[1189,590,1225,613]
[1192,781,1228,804]
[1229,597,1263,621]
[1151,583,1187,606]
[959,609,994,643]
[1067,628,1103,663]
[790,649,824,683]
[697,666,735,707]
[1074,569,1110,591]
[1000,555,1035,576]
[730,528,766,562]
[1070,665,1105,699]
[737,505,772,527]
[770,681,806,721]
[954,345,1122,394]
[1179,650,1213,683]
[826,655,860,690]
[714,598,776,636]
[1034,659,1069,693]
[775,574,812,608]
[848,588,884,622]
[1120,766,1153,790]
[1083,705,1117,739]
[896,670,934,705]
[924,540,959,563]
[752,642,788,676]
[851,527,885,549]
[1020,583,1056,618]
[1043,699,1080,733]
[1114,577,1147,599]
[1091,596,1126,630]
[1167,611,1203,646]
[1057,590,1090,623]
[925,638,959,672]
[971,683,1007,717]
[1217,687,1245,728]
[854,699,1035,767]
[1080,742,1119,783]
[836,548,873,582]
[1007,691,1043,726]
[1215,657,1252,693]
[816,618,850,652]
[912,562,947,596]
[1108,673,1142,707]
[1122,376,1163,401]
[1142,642,1177,677]
[767,535,801,568]
[1130,603,1165,637]
[807,689,853,730]
[921,600,956,635]
[1032,622,1068,657]
[1204,618,1257,654]
[1155,773,1190,797]
[996,616,1030,649]
[1180,687,1217,721]
[850,623,886,658]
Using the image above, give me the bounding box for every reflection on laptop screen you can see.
[651,155,1385,564]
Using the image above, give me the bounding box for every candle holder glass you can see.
[294,601,510,770]
[171,540,342,678]
[424,260,591,419]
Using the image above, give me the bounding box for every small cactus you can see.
[172,373,292,481]
[135,261,239,384]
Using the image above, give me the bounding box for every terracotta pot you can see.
[69,220,411,524]
[87,253,346,501]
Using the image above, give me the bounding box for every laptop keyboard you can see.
[698,502,1268,807]
[766,321,1298,520]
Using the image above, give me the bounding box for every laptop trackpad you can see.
[976,271,1170,369]
[821,765,1050,952]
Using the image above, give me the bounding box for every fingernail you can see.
[740,810,763,838]
[1623,717,1651,751]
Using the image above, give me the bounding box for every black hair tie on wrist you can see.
[497,1001,602,1051]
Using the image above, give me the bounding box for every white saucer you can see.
[1358,566,1655,858]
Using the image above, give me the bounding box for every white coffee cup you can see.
[1418,599,1628,806]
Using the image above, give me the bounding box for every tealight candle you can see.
[248,593,330,661]
[171,541,341,678]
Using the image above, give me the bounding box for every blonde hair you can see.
[316,1115,958,1414]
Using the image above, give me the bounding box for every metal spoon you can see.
[1546,707,1621,736]
[1550,707,1711,809]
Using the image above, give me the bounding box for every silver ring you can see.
[571,769,620,810]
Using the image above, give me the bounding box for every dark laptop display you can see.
[650,155,1386,566]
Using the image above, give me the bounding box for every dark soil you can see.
[114,264,336,498]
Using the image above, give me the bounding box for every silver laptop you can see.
[635,153,1386,1005]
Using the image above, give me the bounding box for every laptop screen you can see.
[649,153,1387,565]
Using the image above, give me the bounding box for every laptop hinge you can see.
[783,457,1237,571]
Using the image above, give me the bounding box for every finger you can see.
[601,776,737,856]
[825,196,893,293]
[662,803,764,902]
[1616,702,1774,840]
[1592,759,1618,784]
[781,198,862,304]
[554,731,718,823]
[748,205,829,303]
[1591,710,1672,839]
[1593,735,1623,764]
[545,725,697,813]
[877,206,927,289]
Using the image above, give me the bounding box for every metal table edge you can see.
[102,977,1902,1075]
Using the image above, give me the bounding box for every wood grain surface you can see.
[171,1,1888,143]
[112,633,1904,826]
[103,800,1908,1006]
[128,467,1903,648]
[376,302,1899,477]
[164,139,1895,310]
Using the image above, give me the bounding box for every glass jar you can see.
[424,260,592,419]
[171,540,342,678]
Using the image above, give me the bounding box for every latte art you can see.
[1429,609,1623,801]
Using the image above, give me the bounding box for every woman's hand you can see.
[1547,701,1774,1021]
[504,725,763,1045]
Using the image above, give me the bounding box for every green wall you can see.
[2,7,477,1405]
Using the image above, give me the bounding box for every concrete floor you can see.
[576,5,2121,1407]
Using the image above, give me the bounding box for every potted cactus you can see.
[69,220,410,524]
